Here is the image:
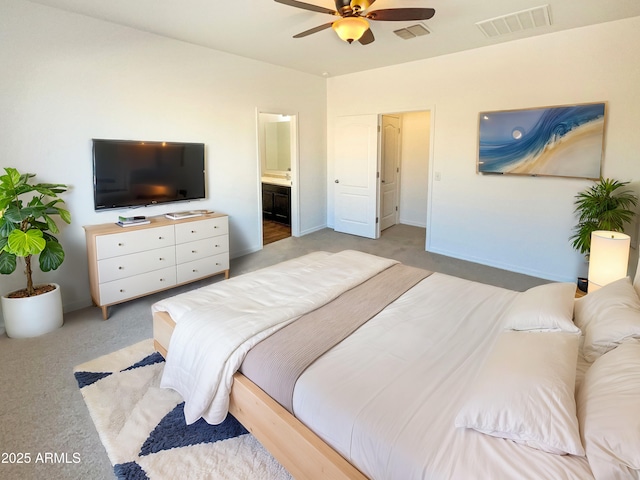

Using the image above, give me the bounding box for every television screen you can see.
[92,139,206,211]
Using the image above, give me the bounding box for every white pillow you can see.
[455,331,584,456]
[577,341,640,479]
[502,282,580,333]
[574,277,640,362]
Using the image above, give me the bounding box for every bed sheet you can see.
[292,272,594,480]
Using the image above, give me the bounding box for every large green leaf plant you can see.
[0,167,71,297]
[570,177,638,257]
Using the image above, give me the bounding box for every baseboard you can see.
[231,245,263,259]
[63,299,94,314]
[299,224,327,236]
[398,219,426,228]
[427,246,571,283]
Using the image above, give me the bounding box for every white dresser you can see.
[83,213,229,319]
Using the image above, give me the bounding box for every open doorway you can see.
[385,110,431,231]
[257,111,299,245]
[333,110,431,240]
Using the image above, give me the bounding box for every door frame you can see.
[255,109,300,245]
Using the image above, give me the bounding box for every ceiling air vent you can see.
[476,5,551,38]
[394,23,430,40]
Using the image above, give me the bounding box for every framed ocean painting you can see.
[477,102,606,179]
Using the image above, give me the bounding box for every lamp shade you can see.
[587,230,631,292]
[332,17,369,43]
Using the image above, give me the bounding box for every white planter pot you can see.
[1,284,63,338]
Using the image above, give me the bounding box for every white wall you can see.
[0,0,327,315]
[399,111,430,227]
[327,17,640,282]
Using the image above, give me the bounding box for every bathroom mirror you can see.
[259,113,292,175]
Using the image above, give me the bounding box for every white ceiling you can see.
[26,0,640,77]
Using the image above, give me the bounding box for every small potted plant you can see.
[0,167,71,338]
[570,177,637,291]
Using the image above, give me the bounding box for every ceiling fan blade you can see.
[274,0,338,16]
[358,28,375,45]
[293,22,334,38]
[366,8,435,21]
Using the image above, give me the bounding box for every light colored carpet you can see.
[73,339,291,480]
[0,225,548,480]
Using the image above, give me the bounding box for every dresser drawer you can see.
[177,253,229,284]
[175,217,228,244]
[97,246,176,283]
[175,235,229,264]
[99,266,177,305]
[95,225,175,260]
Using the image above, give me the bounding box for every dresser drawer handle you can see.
[192,250,197,253]
[160,278,165,282]
[191,230,196,234]
[192,269,197,273]
[159,257,164,261]
[158,236,164,240]
[118,243,124,247]
[119,289,125,292]
[118,266,124,270]
[215,245,220,248]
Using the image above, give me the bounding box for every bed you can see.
[151,250,640,479]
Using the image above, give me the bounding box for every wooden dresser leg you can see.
[102,306,109,320]
[224,269,230,280]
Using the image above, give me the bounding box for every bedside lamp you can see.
[587,231,631,293]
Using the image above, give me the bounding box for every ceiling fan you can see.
[275,0,436,45]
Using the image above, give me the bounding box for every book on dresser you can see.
[116,215,149,227]
[116,220,151,227]
[83,213,230,319]
[119,215,146,222]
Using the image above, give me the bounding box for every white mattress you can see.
[292,273,594,480]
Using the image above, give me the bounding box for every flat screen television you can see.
[92,139,206,211]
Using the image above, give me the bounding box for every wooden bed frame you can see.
[153,310,368,480]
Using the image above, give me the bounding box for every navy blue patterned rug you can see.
[74,340,291,480]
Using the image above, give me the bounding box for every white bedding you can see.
[153,250,603,480]
[155,250,398,424]
[292,273,594,480]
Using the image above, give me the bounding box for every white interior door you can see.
[333,114,380,239]
[380,115,401,231]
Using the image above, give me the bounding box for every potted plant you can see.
[570,177,637,291]
[0,167,71,338]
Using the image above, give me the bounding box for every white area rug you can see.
[73,339,292,480]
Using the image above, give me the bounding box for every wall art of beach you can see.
[478,103,605,179]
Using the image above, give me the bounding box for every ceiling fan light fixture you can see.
[332,16,369,43]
